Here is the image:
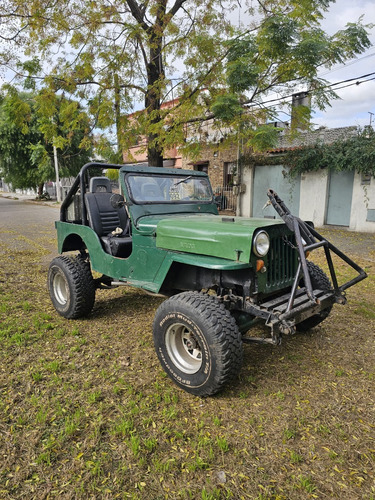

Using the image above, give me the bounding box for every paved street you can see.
[0,197,60,263]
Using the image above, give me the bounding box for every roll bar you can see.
[60,162,125,224]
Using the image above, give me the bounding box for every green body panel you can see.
[156,215,284,263]
[56,221,166,291]
[56,220,251,293]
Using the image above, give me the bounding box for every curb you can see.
[0,192,61,208]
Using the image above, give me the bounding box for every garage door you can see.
[326,170,354,226]
[252,165,301,218]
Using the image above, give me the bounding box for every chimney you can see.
[291,91,311,130]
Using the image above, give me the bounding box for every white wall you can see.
[240,166,375,232]
[299,170,329,227]
[349,173,375,232]
[240,167,253,217]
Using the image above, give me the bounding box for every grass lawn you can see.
[0,227,374,499]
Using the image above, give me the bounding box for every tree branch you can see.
[125,0,149,31]
[167,0,187,19]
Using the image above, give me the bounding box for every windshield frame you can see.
[124,172,214,205]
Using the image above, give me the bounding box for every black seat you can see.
[85,177,132,258]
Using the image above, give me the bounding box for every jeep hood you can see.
[156,215,284,263]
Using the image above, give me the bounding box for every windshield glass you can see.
[126,174,213,203]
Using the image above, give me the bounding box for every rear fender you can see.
[56,222,130,279]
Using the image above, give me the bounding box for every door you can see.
[252,165,301,218]
[326,170,354,226]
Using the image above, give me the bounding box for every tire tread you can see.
[297,261,332,332]
[48,255,95,319]
[153,291,243,396]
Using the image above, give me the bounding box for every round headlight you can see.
[253,230,270,257]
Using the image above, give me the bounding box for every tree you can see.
[0,0,371,165]
[0,88,93,194]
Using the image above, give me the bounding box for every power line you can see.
[245,71,375,111]
[185,71,375,127]
[319,51,375,77]
[331,76,375,93]
[328,71,375,87]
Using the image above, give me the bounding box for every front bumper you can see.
[241,286,338,345]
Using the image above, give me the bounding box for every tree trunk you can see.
[145,19,165,167]
[38,182,44,197]
[114,73,123,164]
[145,53,164,167]
[147,135,164,167]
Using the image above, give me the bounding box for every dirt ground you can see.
[317,226,375,263]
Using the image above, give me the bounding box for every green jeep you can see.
[48,162,367,396]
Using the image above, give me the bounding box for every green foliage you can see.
[0,87,93,191]
[284,128,375,177]
[244,124,281,152]
[0,91,46,190]
[258,14,298,59]
[210,94,243,122]
[295,475,317,493]
[17,57,42,91]
[226,35,259,92]
[0,0,372,163]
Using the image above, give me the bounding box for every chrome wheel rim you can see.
[165,323,202,374]
[53,272,69,306]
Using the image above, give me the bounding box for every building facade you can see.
[239,127,375,232]
[182,125,375,232]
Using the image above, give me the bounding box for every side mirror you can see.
[110,193,125,209]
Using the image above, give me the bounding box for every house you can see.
[239,126,375,232]
[122,95,375,232]
[181,97,375,232]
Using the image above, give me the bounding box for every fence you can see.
[213,185,238,213]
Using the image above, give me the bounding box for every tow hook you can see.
[279,323,296,335]
[336,295,347,305]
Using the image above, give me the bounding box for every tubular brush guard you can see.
[266,188,368,310]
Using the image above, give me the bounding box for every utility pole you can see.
[53,142,61,202]
[369,112,374,127]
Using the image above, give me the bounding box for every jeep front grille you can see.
[266,235,297,292]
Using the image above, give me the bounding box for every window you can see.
[193,162,209,174]
[224,162,236,186]
[126,174,213,203]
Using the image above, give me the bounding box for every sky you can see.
[311,0,375,129]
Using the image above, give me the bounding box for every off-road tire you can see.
[153,291,243,396]
[48,255,95,319]
[296,261,333,332]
